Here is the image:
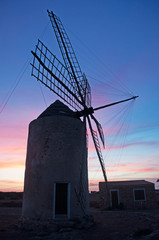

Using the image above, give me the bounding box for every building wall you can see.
[155,190,159,206]
[22,114,89,220]
[99,181,157,210]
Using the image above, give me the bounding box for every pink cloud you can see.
[0,180,23,192]
[0,147,26,155]
[0,159,25,168]
[88,140,159,152]
[107,161,159,174]
[108,167,159,174]
[0,123,28,140]
[88,179,100,191]
[88,160,159,186]
[122,141,159,148]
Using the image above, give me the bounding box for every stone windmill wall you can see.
[22,100,90,220]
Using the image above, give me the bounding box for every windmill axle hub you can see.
[76,107,94,117]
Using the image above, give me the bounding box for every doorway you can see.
[110,190,119,208]
[53,183,70,218]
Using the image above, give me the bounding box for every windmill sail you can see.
[47,10,83,82]
[47,10,91,108]
[87,115,107,183]
[31,40,83,111]
[91,114,105,147]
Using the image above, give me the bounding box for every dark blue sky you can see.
[0,0,159,191]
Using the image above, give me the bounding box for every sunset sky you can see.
[0,0,159,192]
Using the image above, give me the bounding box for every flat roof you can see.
[99,180,154,186]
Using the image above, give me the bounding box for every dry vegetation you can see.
[0,192,159,240]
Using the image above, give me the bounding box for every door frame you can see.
[110,189,120,208]
[53,182,71,219]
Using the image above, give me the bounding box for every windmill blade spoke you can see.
[87,116,107,183]
[91,114,105,148]
[93,96,139,112]
[47,10,83,83]
[31,40,83,111]
[47,10,91,108]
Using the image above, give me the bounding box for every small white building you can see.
[99,180,157,210]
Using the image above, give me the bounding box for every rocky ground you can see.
[0,206,159,240]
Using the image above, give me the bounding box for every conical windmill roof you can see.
[38,100,78,119]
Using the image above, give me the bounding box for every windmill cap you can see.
[38,100,78,119]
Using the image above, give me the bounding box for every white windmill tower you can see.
[22,10,138,220]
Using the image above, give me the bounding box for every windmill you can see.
[22,10,138,220]
[31,10,138,185]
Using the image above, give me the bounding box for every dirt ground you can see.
[0,207,159,240]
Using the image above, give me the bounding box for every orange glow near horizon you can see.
[1,153,158,192]
[0,128,159,192]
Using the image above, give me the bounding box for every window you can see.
[133,188,146,201]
